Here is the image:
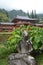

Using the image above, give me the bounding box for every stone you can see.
[8,30,37,65]
[8,53,37,65]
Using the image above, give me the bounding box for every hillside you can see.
[0,9,9,22]
[0,9,43,22]
[8,9,27,20]
[6,10,43,21]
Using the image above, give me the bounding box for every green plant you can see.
[6,25,43,52]
[27,26,43,50]
[6,27,23,52]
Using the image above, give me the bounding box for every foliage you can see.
[27,10,38,18]
[30,10,35,18]
[0,43,17,58]
[0,58,8,65]
[0,44,8,58]
[0,25,43,63]
[0,26,26,58]
[27,26,43,50]
[27,10,39,23]
[0,34,11,44]
[6,25,43,51]
[35,53,43,65]
[6,27,23,51]
[0,12,9,22]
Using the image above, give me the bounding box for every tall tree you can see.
[27,11,30,17]
[34,10,37,18]
[30,10,34,18]
[0,12,9,22]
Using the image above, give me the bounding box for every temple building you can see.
[0,16,39,32]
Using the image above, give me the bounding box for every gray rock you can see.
[8,31,37,65]
[8,53,37,65]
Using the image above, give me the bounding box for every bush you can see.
[6,25,43,51]
[0,44,16,58]
[0,25,43,58]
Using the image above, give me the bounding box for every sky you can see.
[0,0,43,13]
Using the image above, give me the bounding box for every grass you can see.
[0,32,12,34]
[35,54,43,65]
[0,57,8,65]
[0,44,8,65]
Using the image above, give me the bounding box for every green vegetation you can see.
[27,26,43,50]
[35,54,43,65]
[27,10,38,18]
[0,43,43,65]
[0,12,9,22]
[6,27,23,51]
[6,25,43,51]
[0,44,9,58]
[0,34,11,44]
[0,58,8,65]
[0,25,43,55]
[0,25,43,65]
[27,10,39,23]
[0,25,43,58]
[0,32,12,34]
